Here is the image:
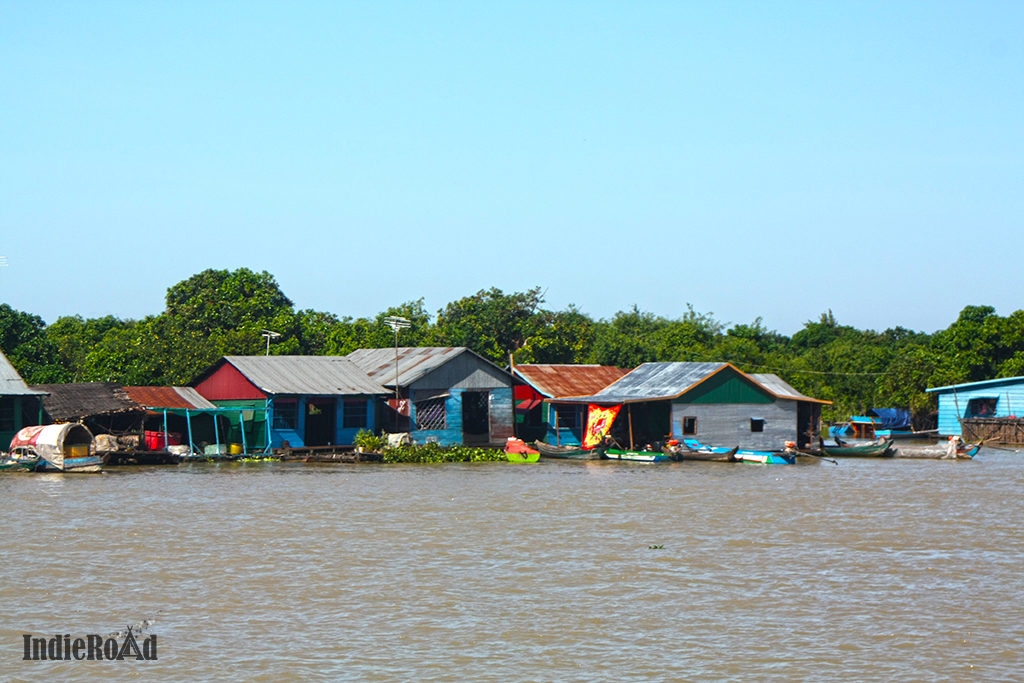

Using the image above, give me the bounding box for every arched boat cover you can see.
[9,423,95,470]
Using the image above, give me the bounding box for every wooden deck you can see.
[277,444,383,463]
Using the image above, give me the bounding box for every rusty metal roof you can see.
[512,364,629,398]
[221,356,389,396]
[346,347,504,387]
[124,386,218,410]
[1,350,46,396]
[553,362,829,405]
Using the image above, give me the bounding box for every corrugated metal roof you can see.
[32,382,142,421]
[0,350,47,396]
[346,347,496,387]
[223,356,388,396]
[552,362,829,405]
[124,386,218,410]
[512,364,629,398]
[926,375,1024,393]
[749,373,830,404]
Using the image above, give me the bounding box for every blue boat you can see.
[735,449,797,465]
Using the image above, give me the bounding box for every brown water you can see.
[2,451,1023,681]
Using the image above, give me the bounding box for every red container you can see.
[144,430,181,450]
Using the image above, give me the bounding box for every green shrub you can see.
[354,429,387,452]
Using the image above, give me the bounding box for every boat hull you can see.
[820,439,894,458]
[533,441,602,460]
[604,449,673,463]
[736,450,796,465]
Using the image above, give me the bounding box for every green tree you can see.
[587,306,665,368]
[165,268,294,334]
[0,304,63,383]
[513,305,596,364]
[434,288,544,365]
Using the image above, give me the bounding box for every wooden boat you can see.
[0,449,41,472]
[735,449,797,465]
[662,439,738,462]
[819,437,894,458]
[956,442,982,458]
[532,441,602,460]
[8,424,102,472]
[604,448,673,463]
[896,441,981,460]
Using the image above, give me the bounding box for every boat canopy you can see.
[868,408,912,431]
[9,423,94,469]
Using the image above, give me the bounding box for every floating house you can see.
[926,376,1024,443]
[192,356,389,450]
[0,350,46,447]
[346,347,515,447]
[33,382,148,434]
[122,385,237,459]
[550,361,830,450]
[511,364,629,445]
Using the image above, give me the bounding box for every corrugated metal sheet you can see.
[222,356,388,396]
[32,382,142,421]
[749,373,831,404]
[580,362,730,403]
[553,362,828,405]
[347,347,501,387]
[513,364,629,398]
[0,350,47,396]
[124,386,218,410]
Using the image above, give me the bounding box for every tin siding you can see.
[671,400,800,450]
[489,387,514,443]
[934,380,1024,436]
[410,392,462,446]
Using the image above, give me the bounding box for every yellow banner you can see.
[583,404,621,449]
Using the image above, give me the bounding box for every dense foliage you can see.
[3,268,1023,427]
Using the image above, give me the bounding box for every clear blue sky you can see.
[3,1,1021,336]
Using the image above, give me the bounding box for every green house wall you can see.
[677,370,772,405]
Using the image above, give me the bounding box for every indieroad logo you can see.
[22,612,160,661]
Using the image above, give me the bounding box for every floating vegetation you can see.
[380,443,505,464]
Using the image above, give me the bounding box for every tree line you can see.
[3,267,1022,427]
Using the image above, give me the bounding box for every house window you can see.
[682,416,697,435]
[415,397,447,431]
[343,399,368,429]
[553,405,579,430]
[273,401,297,430]
[750,418,765,433]
[967,398,997,418]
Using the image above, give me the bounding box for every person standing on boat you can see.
[945,435,961,459]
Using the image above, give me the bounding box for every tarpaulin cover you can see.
[868,408,912,430]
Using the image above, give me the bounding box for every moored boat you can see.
[604,448,673,463]
[8,424,102,473]
[0,449,41,472]
[819,437,894,458]
[533,441,602,460]
[664,439,739,462]
[505,437,540,463]
[735,449,797,465]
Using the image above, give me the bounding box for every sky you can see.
[2,1,1022,336]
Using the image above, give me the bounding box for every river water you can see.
[2,449,1023,681]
